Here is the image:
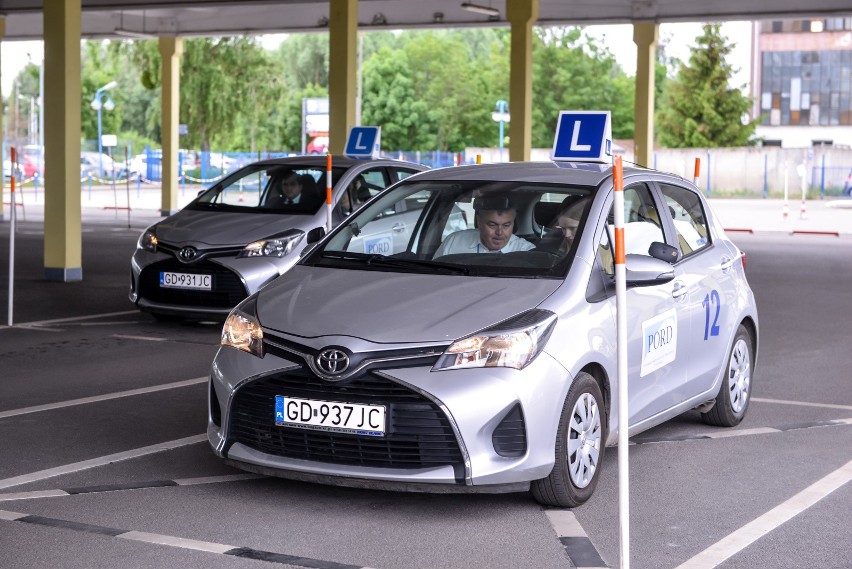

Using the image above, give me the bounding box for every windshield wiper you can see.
[320,252,469,275]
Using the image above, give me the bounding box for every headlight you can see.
[221,296,263,357]
[239,229,305,258]
[137,230,158,252]
[433,309,557,371]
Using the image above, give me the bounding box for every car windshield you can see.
[304,180,594,278]
[187,164,347,214]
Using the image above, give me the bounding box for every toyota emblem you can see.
[178,246,198,263]
[316,349,350,375]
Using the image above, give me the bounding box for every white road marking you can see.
[0,490,69,502]
[0,434,207,490]
[704,427,779,439]
[675,459,852,569]
[10,310,139,328]
[118,530,236,554]
[111,334,168,342]
[173,474,263,486]
[0,509,28,521]
[545,510,587,538]
[752,397,852,411]
[0,377,207,420]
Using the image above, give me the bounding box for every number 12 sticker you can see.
[702,289,721,341]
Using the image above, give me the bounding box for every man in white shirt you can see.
[434,194,534,257]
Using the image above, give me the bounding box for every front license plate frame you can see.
[274,395,386,437]
[159,271,212,291]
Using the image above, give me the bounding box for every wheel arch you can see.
[740,315,758,363]
[579,362,611,427]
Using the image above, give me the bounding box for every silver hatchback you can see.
[208,161,758,507]
[130,155,427,319]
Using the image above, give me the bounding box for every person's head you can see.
[279,172,303,199]
[474,194,516,251]
[556,198,589,248]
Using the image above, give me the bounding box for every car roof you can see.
[406,160,695,191]
[251,155,428,169]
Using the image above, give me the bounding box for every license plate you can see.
[159,271,212,290]
[274,396,386,437]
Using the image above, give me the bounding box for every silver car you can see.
[208,161,758,507]
[130,156,427,319]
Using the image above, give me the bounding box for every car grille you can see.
[137,258,247,309]
[228,372,464,470]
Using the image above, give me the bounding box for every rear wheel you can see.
[702,324,753,427]
[531,372,606,508]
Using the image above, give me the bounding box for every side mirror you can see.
[648,241,679,264]
[625,254,675,287]
[306,226,326,244]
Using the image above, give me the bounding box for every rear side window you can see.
[659,183,711,257]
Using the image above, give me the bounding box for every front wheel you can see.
[531,372,606,508]
[702,324,753,427]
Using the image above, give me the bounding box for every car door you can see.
[600,183,691,425]
[657,182,739,398]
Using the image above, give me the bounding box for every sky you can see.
[1,21,754,98]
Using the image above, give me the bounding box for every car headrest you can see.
[473,194,513,211]
[533,201,563,228]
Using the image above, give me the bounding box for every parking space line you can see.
[111,334,168,341]
[0,434,207,490]
[7,310,139,328]
[752,397,852,411]
[0,509,372,568]
[675,459,852,568]
[0,474,264,502]
[545,509,609,568]
[631,418,851,446]
[0,377,207,420]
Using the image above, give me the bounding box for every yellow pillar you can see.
[0,16,5,223]
[633,23,658,169]
[328,0,357,154]
[159,36,183,215]
[43,0,82,281]
[507,0,538,163]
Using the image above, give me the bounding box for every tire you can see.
[531,372,606,508]
[702,324,753,427]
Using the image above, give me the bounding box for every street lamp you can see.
[91,80,117,178]
[491,99,510,162]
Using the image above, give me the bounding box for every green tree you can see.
[656,24,758,147]
[531,27,635,145]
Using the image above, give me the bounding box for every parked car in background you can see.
[307,136,329,155]
[130,155,427,320]
[80,151,129,180]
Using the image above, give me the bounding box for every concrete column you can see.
[43,0,82,282]
[633,23,658,169]
[328,0,357,154]
[0,16,5,223]
[506,0,538,163]
[159,36,183,216]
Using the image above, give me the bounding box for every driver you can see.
[434,194,534,257]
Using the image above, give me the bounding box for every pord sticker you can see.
[640,308,677,377]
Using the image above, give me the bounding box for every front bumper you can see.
[208,333,573,490]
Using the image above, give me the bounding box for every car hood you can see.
[256,266,562,344]
[154,209,317,247]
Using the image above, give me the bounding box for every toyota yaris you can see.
[130,155,426,320]
[207,161,758,507]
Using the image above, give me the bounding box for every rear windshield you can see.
[303,180,594,279]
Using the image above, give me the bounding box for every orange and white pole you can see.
[7,148,17,326]
[326,153,333,231]
[693,157,701,185]
[613,155,630,569]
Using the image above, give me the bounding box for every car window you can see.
[659,183,711,257]
[605,184,666,257]
[308,181,593,279]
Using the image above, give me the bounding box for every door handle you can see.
[720,256,734,272]
[672,281,688,300]
[392,223,405,233]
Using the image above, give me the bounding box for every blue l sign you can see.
[552,111,612,163]
[345,126,382,158]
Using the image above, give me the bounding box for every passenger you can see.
[554,197,589,254]
[434,194,534,257]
